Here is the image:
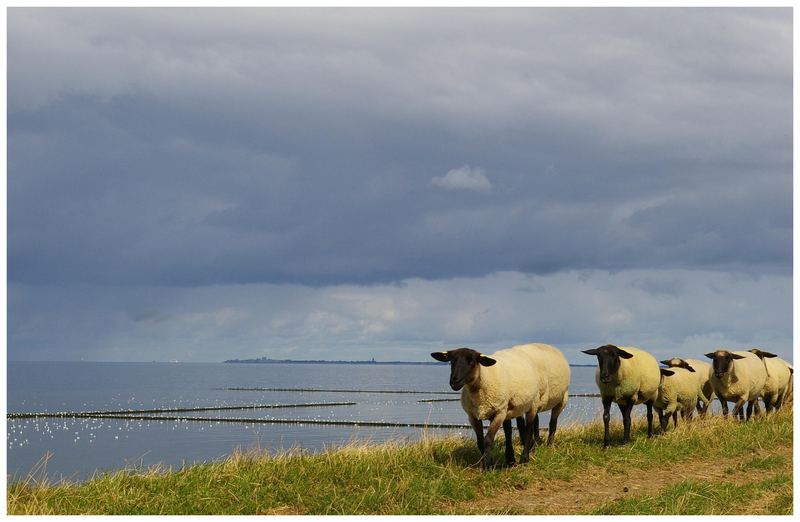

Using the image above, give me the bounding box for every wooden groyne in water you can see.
[6,402,357,420]
[418,393,600,403]
[7,411,471,429]
[7,390,600,427]
[221,387,600,398]
[49,414,472,429]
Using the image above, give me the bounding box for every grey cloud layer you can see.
[9,270,792,363]
[8,8,792,286]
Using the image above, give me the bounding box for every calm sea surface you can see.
[8,361,609,482]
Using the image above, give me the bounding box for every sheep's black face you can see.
[430,348,497,391]
[705,350,744,378]
[582,344,633,383]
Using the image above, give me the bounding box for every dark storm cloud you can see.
[8,8,792,287]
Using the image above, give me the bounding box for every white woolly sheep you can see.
[654,367,700,431]
[660,357,714,415]
[783,363,793,410]
[431,343,570,469]
[749,349,793,413]
[582,344,660,447]
[705,349,767,420]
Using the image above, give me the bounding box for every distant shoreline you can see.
[9,360,598,367]
[223,358,437,365]
[222,358,596,367]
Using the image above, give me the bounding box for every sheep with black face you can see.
[661,357,714,415]
[431,343,570,470]
[582,344,660,447]
[653,366,700,431]
[705,349,767,420]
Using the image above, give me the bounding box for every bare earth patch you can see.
[448,444,792,514]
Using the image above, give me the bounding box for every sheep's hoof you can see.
[519,455,530,464]
[505,460,516,468]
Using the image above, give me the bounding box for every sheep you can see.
[783,363,793,411]
[653,367,700,431]
[660,357,714,415]
[705,349,767,420]
[582,344,660,447]
[430,343,570,469]
[748,349,793,413]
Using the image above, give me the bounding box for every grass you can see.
[592,474,793,515]
[7,410,793,515]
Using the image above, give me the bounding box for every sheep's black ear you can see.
[731,353,746,360]
[759,351,778,358]
[788,367,794,375]
[430,352,450,362]
[660,359,671,366]
[616,348,634,359]
[582,348,600,356]
[478,354,497,367]
[704,352,716,359]
[660,369,675,377]
[684,364,696,372]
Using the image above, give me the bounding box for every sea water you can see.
[7,361,603,482]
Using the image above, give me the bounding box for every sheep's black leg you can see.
[775,394,783,411]
[619,401,634,443]
[548,404,565,446]
[469,415,485,453]
[533,414,543,445]
[698,397,709,416]
[515,416,526,445]
[732,399,745,421]
[657,408,667,432]
[602,396,613,448]
[747,399,762,420]
[519,411,535,464]
[502,419,515,466]
[720,398,729,419]
[672,411,678,429]
[645,400,654,437]
[482,415,504,470]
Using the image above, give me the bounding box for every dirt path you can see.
[448,444,792,515]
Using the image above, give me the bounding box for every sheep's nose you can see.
[714,372,723,378]
[600,374,611,383]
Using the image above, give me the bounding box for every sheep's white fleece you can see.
[683,358,714,406]
[654,367,699,417]
[783,364,793,408]
[461,343,570,421]
[664,358,714,408]
[761,356,792,408]
[595,346,660,405]
[710,350,767,403]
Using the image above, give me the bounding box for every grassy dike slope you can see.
[8,411,792,515]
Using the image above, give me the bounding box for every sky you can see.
[7,7,793,363]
